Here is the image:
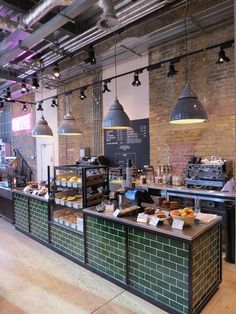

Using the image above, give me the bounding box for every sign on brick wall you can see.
[104,118,150,168]
[12,113,32,133]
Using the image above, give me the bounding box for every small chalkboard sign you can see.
[104,118,150,168]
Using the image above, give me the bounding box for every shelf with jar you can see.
[50,165,109,233]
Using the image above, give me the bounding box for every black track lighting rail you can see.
[1,39,234,107]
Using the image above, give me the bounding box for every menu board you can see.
[104,118,150,168]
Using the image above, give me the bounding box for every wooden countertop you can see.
[83,207,222,242]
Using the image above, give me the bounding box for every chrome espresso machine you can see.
[184,161,232,190]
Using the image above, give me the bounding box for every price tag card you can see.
[137,213,149,223]
[113,209,120,217]
[44,192,49,200]
[172,219,184,230]
[106,204,115,211]
[149,216,160,226]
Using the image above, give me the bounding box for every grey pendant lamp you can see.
[103,41,131,129]
[58,91,82,135]
[32,78,53,137]
[32,113,53,137]
[169,0,208,124]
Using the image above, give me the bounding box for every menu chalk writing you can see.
[104,118,150,168]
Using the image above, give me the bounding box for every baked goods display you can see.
[144,207,156,215]
[55,174,82,187]
[53,208,83,230]
[23,182,48,197]
[55,192,83,209]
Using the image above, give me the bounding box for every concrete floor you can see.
[0,218,165,314]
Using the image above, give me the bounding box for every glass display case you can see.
[50,165,109,233]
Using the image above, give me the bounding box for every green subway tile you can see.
[163,245,177,255]
[157,279,169,290]
[170,270,184,281]
[176,264,188,275]
[162,274,177,286]
[170,238,184,249]
[177,249,189,258]
[150,255,162,265]
[163,260,177,270]
[151,240,162,250]
[170,285,184,296]
[163,289,177,301]
[169,254,184,265]
[170,300,184,312]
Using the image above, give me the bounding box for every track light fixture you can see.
[215,47,230,64]
[102,79,111,93]
[51,97,58,107]
[37,102,44,111]
[53,63,60,78]
[84,46,96,65]
[21,80,27,93]
[22,103,28,111]
[5,87,11,101]
[167,61,178,77]
[32,74,40,89]
[132,71,142,87]
[0,99,4,112]
[80,87,87,100]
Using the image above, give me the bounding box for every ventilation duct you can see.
[21,0,75,29]
[97,0,120,30]
[0,16,18,33]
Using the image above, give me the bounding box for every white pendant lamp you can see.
[169,0,208,124]
[58,91,82,135]
[32,114,53,137]
[103,41,131,129]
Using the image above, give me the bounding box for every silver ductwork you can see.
[0,16,18,33]
[21,0,75,29]
[97,0,120,30]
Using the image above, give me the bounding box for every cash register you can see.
[125,189,154,207]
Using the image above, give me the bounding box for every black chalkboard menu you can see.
[104,118,150,168]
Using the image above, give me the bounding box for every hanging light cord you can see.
[184,0,190,83]
[114,40,118,99]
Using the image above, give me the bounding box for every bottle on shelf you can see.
[126,159,132,188]
[155,165,163,185]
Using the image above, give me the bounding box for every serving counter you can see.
[0,184,13,222]
[12,189,222,314]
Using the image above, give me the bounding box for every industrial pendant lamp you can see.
[32,78,53,137]
[103,41,131,129]
[58,91,82,135]
[32,113,53,137]
[169,0,208,124]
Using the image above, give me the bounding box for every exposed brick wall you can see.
[149,23,235,174]
[12,94,37,179]
[57,73,98,165]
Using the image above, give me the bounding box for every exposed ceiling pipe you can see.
[97,0,120,30]
[0,16,18,33]
[21,0,76,29]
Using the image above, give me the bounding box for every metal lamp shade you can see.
[58,113,82,135]
[103,98,131,129]
[32,115,53,137]
[169,83,208,124]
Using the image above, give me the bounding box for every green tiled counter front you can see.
[128,228,189,314]
[50,224,84,262]
[85,215,126,283]
[13,193,29,232]
[191,224,221,313]
[29,198,49,242]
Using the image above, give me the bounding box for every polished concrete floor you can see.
[0,218,165,314]
[0,217,236,314]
